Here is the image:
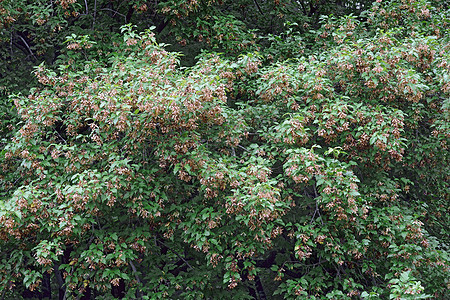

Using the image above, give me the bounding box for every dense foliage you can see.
[0,0,449,299]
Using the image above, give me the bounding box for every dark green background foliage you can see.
[0,0,449,299]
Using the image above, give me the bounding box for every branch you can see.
[10,32,13,58]
[237,144,249,152]
[53,263,67,299]
[253,0,264,15]
[310,184,323,225]
[0,277,11,300]
[157,239,194,270]
[281,259,323,269]
[254,250,277,268]
[54,129,67,144]
[126,5,134,23]
[129,261,143,299]
[92,0,97,29]
[298,0,308,15]
[129,261,142,284]
[156,19,169,34]
[310,199,320,224]
[17,34,37,61]
[83,0,88,15]
[99,8,127,22]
